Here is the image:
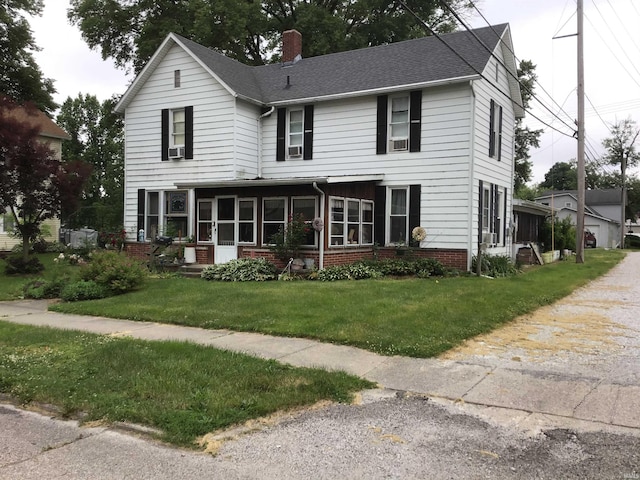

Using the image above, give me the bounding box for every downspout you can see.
[312,181,325,270]
[257,106,275,178]
[467,81,476,272]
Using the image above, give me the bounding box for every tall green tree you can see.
[68,0,472,72]
[56,94,124,231]
[514,60,543,193]
[539,161,578,191]
[0,0,57,113]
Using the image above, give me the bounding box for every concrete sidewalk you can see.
[2,252,640,435]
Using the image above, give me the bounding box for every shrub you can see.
[472,254,519,277]
[201,258,277,282]
[61,280,108,302]
[317,263,382,281]
[4,254,44,275]
[79,251,147,294]
[23,277,70,299]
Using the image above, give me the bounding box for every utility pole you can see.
[576,0,586,263]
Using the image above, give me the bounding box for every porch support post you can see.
[313,182,325,270]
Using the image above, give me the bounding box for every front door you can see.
[215,197,237,264]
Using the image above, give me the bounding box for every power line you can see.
[449,1,578,134]
[605,0,640,57]
[584,91,611,130]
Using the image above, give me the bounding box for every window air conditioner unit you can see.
[168,146,185,159]
[482,232,496,244]
[390,138,408,151]
[288,145,302,157]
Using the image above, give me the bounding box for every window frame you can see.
[171,108,185,147]
[287,108,304,158]
[388,94,410,151]
[197,199,214,244]
[146,191,160,239]
[291,196,317,247]
[262,197,287,246]
[387,187,410,245]
[238,198,257,245]
[164,190,189,238]
[329,196,375,247]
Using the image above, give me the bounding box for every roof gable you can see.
[117,24,517,111]
[7,106,70,140]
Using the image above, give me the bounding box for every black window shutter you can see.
[488,100,495,157]
[303,105,314,160]
[276,108,286,161]
[478,180,484,245]
[374,186,386,245]
[409,184,421,233]
[503,187,508,246]
[497,105,503,161]
[137,189,145,233]
[185,105,193,159]
[409,91,422,152]
[161,109,169,161]
[376,95,388,155]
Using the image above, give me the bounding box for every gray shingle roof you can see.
[174,24,508,105]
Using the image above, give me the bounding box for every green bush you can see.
[60,280,108,302]
[414,257,447,277]
[79,251,147,294]
[472,254,519,277]
[317,263,382,281]
[201,258,277,282]
[23,277,70,299]
[4,254,44,275]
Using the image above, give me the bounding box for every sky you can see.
[28,0,640,184]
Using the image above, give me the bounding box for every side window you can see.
[291,197,317,246]
[329,197,374,246]
[172,109,185,147]
[146,192,159,239]
[238,198,256,244]
[197,200,214,243]
[489,100,503,159]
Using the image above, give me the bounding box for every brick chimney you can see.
[282,29,302,63]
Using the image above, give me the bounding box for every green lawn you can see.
[48,249,626,358]
[0,322,372,447]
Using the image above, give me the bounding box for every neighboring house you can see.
[512,198,554,263]
[0,106,71,251]
[535,189,623,248]
[115,25,523,271]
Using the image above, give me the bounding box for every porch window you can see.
[388,187,409,244]
[165,191,188,238]
[329,197,374,246]
[263,198,286,245]
[292,197,317,246]
[197,199,213,243]
[238,199,256,244]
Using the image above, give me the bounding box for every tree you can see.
[56,94,125,230]
[602,118,640,240]
[514,60,543,193]
[0,97,89,266]
[68,0,472,72]
[0,0,57,113]
[539,161,577,191]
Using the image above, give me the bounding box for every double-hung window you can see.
[388,187,409,244]
[263,198,287,245]
[146,192,160,239]
[288,109,304,157]
[389,96,409,151]
[197,199,213,243]
[172,109,185,147]
[489,99,503,160]
[479,182,505,246]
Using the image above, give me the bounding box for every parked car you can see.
[625,232,640,248]
[584,230,597,248]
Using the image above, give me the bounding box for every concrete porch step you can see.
[179,263,211,278]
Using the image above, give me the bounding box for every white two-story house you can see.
[115,25,523,270]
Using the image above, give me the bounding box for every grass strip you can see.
[0,322,373,447]
[50,249,626,358]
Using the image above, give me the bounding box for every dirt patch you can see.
[441,298,635,362]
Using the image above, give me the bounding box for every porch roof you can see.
[174,174,384,190]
